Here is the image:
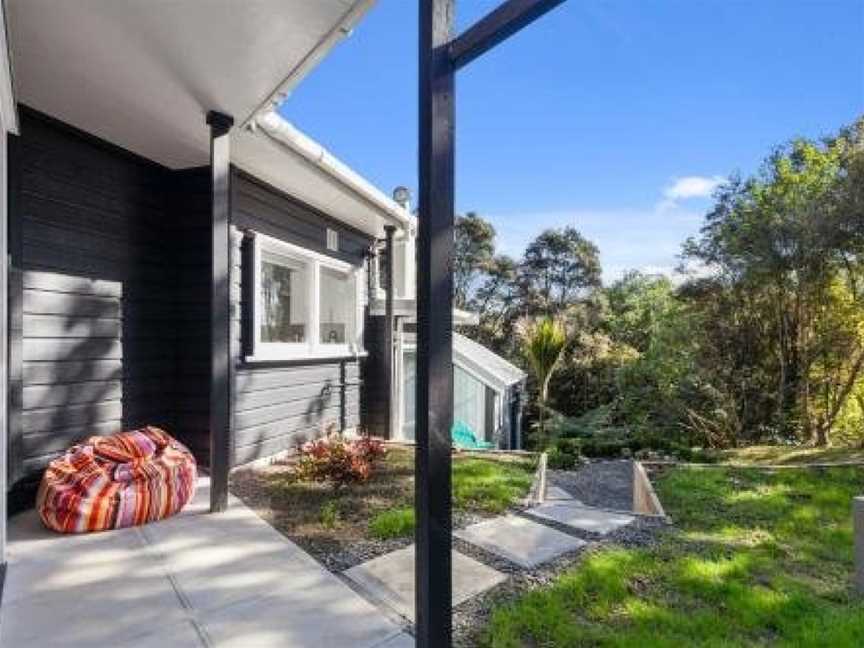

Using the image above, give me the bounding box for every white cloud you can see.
[657,175,725,213]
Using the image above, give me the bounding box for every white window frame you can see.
[249,232,365,362]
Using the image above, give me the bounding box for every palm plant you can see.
[520,316,568,449]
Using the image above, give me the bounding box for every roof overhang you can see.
[6,0,374,168]
[233,112,410,237]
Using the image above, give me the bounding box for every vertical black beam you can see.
[384,225,396,439]
[207,111,234,513]
[416,1,455,645]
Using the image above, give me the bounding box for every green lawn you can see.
[368,450,535,539]
[481,464,864,647]
[717,445,864,466]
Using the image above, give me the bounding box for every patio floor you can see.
[0,477,412,648]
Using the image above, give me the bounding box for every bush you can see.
[369,507,415,539]
[296,432,386,488]
[547,438,582,469]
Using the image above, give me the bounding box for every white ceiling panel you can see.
[7,0,369,168]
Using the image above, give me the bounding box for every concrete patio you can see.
[0,477,413,648]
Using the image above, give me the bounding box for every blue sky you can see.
[280,0,864,282]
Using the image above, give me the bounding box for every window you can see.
[260,252,307,343]
[251,233,364,360]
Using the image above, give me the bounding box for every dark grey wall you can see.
[362,315,389,438]
[170,168,212,463]
[229,172,370,466]
[8,109,178,483]
[6,111,379,492]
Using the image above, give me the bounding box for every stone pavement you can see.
[344,483,639,624]
[343,545,506,622]
[1,476,412,648]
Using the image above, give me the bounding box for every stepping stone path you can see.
[544,485,577,502]
[344,464,649,632]
[343,545,506,622]
[455,515,586,568]
[527,502,635,536]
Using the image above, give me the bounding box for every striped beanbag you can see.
[37,426,197,533]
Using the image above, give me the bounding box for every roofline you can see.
[0,3,18,134]
[240,0,376,128]
[453,333,526,392]
[253,111,412,231]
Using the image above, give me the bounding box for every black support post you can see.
[416,1,455,645]
[207,110,234,514]
[384,225,396,439]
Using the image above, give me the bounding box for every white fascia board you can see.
[253,111,411,232]
[0,4,18,134]
[242,0,376,127]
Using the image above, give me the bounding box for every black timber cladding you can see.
[8,109,181,483]
[229,171,371,466]
[5,108,377,491]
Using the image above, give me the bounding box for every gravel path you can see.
[548,460,634,510]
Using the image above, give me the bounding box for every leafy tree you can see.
[520,227,602,316]
[453,212,496,309]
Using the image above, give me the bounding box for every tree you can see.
[453,212,496,309]
[519,317,568,449]
[520,227,602,316]
[682,122,864,445]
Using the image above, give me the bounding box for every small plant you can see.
[318,500,341,529]
[369,506,415,540]
[518,316,568,450]
[547,437,582,470]
[295,430,386,488]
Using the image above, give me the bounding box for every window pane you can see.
[260,255,307,343]
[402,351,416,441]
[319,267,353,344]
[454,365,486,439]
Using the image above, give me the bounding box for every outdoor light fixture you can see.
[392,185,411,208]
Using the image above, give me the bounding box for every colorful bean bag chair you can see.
[37,426,197,533]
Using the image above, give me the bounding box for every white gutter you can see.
[241,0,377,128]
[254,111,411,231]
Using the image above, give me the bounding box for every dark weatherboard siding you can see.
[8,109,178,484]
[229,172,369,466]
[6,109,377,493]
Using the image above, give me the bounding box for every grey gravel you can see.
[548,460,634,511]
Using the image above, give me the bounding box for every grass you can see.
[231,446,535,557]
[369,507,415,540]
[716,444,864,466]
[481,463,864,647]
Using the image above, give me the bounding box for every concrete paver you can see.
[1,476,404,648]
[527,502,635,536]
[343,545,506,622]
[455,515,587,568]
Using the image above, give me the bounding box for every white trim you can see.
[0,4,17,135]
[254,112,411,231]
[242,0,375,127]
[249,232,365,362]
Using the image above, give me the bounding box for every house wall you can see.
[7,110,181,487]
[5,111,378,495]
[170,168,213,463]
[362,315,389,437]
[229,171,370,466]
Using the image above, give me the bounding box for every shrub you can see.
[547,437,582,469]
[369,507,415,539]
[296,432,386,488]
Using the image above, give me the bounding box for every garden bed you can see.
[230,445,536,571]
